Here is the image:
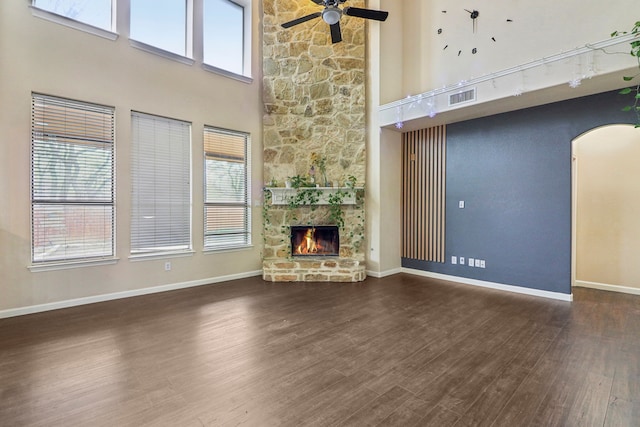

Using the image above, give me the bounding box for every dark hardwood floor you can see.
[1,274,639,426]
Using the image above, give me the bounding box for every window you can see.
[31,94,115,263]
[31,0,252,79]
[204,0,245,75]
[130,0,190,57]
[32,0,114,32]
[204,127,251,250]
[130,112,192,255]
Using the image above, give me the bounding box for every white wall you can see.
[398,0,640,97]
[0,2,264,314]
[379,0,404,105]
[367,0,402,276]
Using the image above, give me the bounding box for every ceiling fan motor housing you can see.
[322,7,342,25]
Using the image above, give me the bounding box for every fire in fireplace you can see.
[290,225,339,257]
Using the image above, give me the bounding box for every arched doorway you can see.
[572,124,640,295]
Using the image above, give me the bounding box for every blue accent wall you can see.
[402,90,635,294]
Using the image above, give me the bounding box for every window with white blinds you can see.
[131,112,192,255]
[31,94,115,263]
[204,126,251,250]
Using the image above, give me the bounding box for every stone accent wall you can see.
[262,0,367,270]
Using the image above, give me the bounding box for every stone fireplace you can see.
[261,0,367,282]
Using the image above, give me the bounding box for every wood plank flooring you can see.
[1,274,639,426]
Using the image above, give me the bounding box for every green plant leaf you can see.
[621,106,633,112]
[620,87,633,94]
[622,76,635,81]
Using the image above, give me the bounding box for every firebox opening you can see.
[290,225,339,257]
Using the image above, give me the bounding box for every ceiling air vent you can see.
[449,88,476,106]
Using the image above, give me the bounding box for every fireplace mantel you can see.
[265,187,362,206]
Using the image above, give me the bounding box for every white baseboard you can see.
[366,267,402,278]
[0,270,263,319]
[401,268,573,302]
[574,280,640,296]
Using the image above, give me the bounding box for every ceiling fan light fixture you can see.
[322,7,341,25]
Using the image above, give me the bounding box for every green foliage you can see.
[327,189,349,229]
[613,21,640,127]
[288,175,315,188]
[261,178,366,259]
[287,188,321,212]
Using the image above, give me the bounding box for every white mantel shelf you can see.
[265,187,363,205]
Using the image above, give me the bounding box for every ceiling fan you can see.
[281,0,389,44]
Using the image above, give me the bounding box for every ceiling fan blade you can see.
[281,12,322,28]
[330,22,342,44]
[343,7,389,21]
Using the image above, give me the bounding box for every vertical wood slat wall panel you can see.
[401,125,446,263]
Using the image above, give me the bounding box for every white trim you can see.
[129,39,195,66]
[0,270,263,319]
[401,268,573,302]
[30,6,119,41]
[366,267,402,278]
[574,280,640,296]
[29,258,119,272]
[129,250,195,262]
[202,63,253,83]
[203,245,254,254]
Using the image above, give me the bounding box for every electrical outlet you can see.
[451,256,457,265]
[480,260,486,268]
[460,257,465,265]
[475,259,481,267]
[164,261,171,271]
[459,200,465,208]
[468,258,475,267]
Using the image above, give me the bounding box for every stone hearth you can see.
[263,257,366,282]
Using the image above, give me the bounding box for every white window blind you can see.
[131,112,192,255]
[31,94,115,263]
[204,126,251,249]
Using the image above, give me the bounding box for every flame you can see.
[295,228,324,254]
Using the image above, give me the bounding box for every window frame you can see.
[30,0,118,40]
[30,93,117,269]
[202,0,251,81]
[130,111,193,258]
[128,0,195,64]
[203,126,252,252]
[28,0,253,81]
